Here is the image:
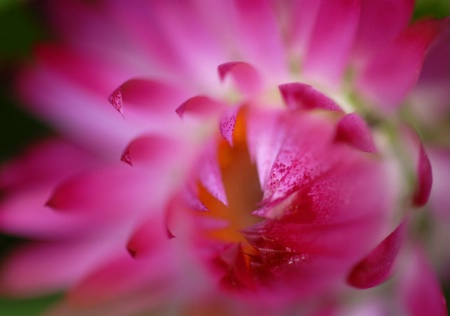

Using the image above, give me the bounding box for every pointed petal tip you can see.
[278,82,342,111]
[126,247,137,259]
[218,62,262,94]
[176,95,225,118]
[120,148,133,166]
[166,226,176,239]
[335,113,377,153]
[347,221,406,289]
[108,87,125,117]
[413,143,433,207]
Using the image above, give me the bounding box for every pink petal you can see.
[335,113,376,152]
[219,107,239,146]
[0,138,97,191]
[68,253,174,306]
[46,167,168,217]
[196,144,228,206]
[409,25,450,125]
[278,83,342,111]
[427,147,450,219]
[357,19,446,112]
[398,246,448,316]
[303,0,360,88]
[231,0,287,79]
[218,62,263,95]
[126,216,167,259]
[413,141,433,207]
[347,221,406,289]
[245,107,285,190]
[16,51,141,157]
[264,113,340,201]
[176,96,226,118]
[120,135,183,167]
[353,0,414,63]
[0,241,110,297]
[0,188,89,239]
[284,0,323,57]
[109,78,188,117]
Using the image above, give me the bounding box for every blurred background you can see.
[0,0,448,314]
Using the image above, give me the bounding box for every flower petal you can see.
[245,107,286,190]
[284,0,323,57]
[413,141,433,207]
[347,221,406,289]
[303,0,360,87]
[353,0,414,63]
[120,135,183,167]
[278,83,342,111]
[218,62,263,95]
[335,113,376,153]
[176,96,227,118]
[126,216,167,259]
[68,253,174,307]
[398,246,448,316]
[231,0,287,79]
[46,167,168,218]
[219,107,239,146]
[357,19,446,112]
[0,241,110,297]
[109,78,188,117]
[197,144,228,206]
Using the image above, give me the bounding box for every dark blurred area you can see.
[0,0,52,163]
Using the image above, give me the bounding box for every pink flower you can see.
[1,1,448,315]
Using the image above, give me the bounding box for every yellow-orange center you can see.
[197,108,263,249]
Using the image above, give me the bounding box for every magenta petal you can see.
[176,95,226,118]
[303,0,360,87]
[413,142,433,207]
[197,144,228,206]
[108,86,124,116]
[109,78,188,115]
[45,167,161,216]
[219,107,239,146]
[231,0,286,79]
[398,246,448,316]
[353,0,414,62]
[121,135,182,167]
[278,83,342,111]
[285,0,322,56]
[347,221,406,289]
[246,107,285,190]
[335,113,376,152]
[218,62,263,95]
[127,217,166,259]
[69,253,174,306]
[0,241,107,296]
[357,19,446,112]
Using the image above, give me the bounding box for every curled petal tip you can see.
[127,247,137,259]
[347,222,405,289]
[108,87,125,117]
[335,113,377,153]
[278,82,342,111]
[120,148,133,166]
[413,143,433,207]
[176,95,225,118]
[218,62,262,95]
[166,226,176,239]
[219,108,239,146]
[44,196,56,209]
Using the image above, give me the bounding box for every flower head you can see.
[1,1,448,315]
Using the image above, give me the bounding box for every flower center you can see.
[196,108,263,247]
